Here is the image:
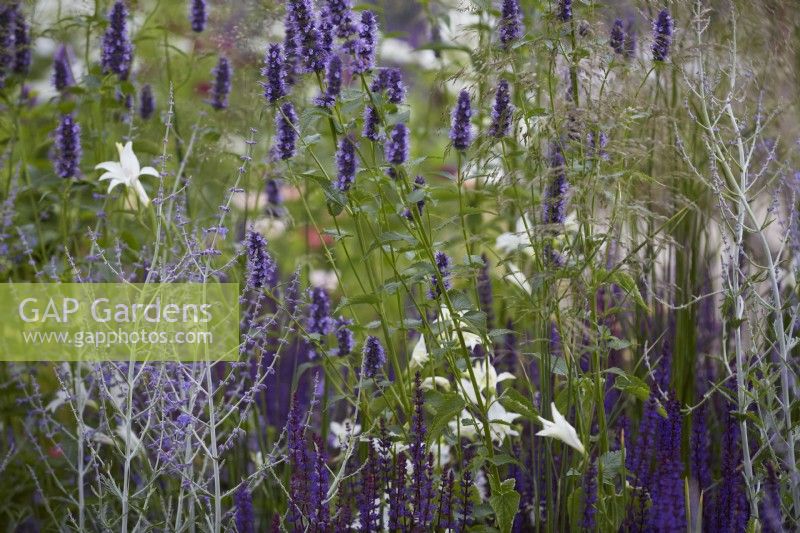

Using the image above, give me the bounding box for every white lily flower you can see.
[410,335,429,369]
[329,419,361,449]
[495,215,535,256]
[95,141,159,207]
[506,262,532,295]
[449,401,521,443]
[536,402,586,455]
[420,376,451,391]
[459,358,515,405]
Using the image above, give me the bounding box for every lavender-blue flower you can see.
[489,79,514,138]
[610,18,625,54]
[139,84,155,120]
[651,9,673,62]
[274,102,298,161]
[334,316,354,356]
[370,68,406,104]
[314,54,342,108]
[53,45,74,92]
[557,0,572,22]
[499,0,523,48]
[353,10,377,74]
[12,6,30,75]
[362,105,382,142]
[189,0,207,33]
[246,230,277,289]
[450,90,473,151]
[262,44,287,104]
[362,336,386,378]
[385,123,409,166]
[210,56,232,110]
[286,0,326,73]
[429,251,452,299]
[542,144,569,224]
[53,113,81,179]
[101,1,133,80]
[335,134,358,192]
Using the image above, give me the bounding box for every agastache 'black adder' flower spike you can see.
[101,0,133,81]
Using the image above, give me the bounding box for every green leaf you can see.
[488,476,520,533]
[607,270,648,312]
[426,391,465,442]
[607,367,650,401]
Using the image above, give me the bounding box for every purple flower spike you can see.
[489,79,514,138]
[542,144,568,224]
[234,484,255,533]
[12,7,30,75]
[287,0,327,73]
[262,44,287,104]
[0,6,14,87]
[610,18,625,54]
[499,0,523,48]
[246,229,277,289]
[335,134,358,192]
[353,10,377,74]
[385,123,409,166]
[53,113,81,179]
[189,0,207,33]
[101,1,133,81]
[139,84,155,120]
[307,287,334,336]
[362,336,386,378]
[581,457,597,530]
[53,45,75,92]
[362,105,382,141]
[557,0,572,22]
[210,56,232,110]
[283,8,300,83]
[624,19,637,59]
[314,54,342,108]
[370,68,406,104]
[652,9,673,62]
[274,102,298,161]
[449,90,473,151]
[318,7,334,57]
[429,251,452,299]
[335,316,354,356]
[326,0,357,40]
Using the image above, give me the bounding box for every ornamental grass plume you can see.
[101,0,133,80]
[210,56,232,110]
[262,44,287,104]
[449,89,473,151]
[652,9,673,62]
[53,113,81,179]
[189,0,207,33]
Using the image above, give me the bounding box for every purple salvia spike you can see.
[314,54,342,108]
[234,484,255,533]
[449,89,473,151]
[385,123,409,166]
[362,336,386,378]
[335,134,358,192]
[189,0,207,33]
[53,113,81,179]
[499,0,523,48]
[489,79,514,138]
[651,9,673,62]
[12,6,30,75]
[274,102,298,160]
[362,105,382,141]
[262,43,287,104]
[429,251,452,299]
[210,56,232,110]
[353,10,377,73]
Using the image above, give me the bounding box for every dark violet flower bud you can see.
[307,287,334,336]
[353,10,377,74]
[542,144,568,225]
[246,229,277,289]
[557,0,572,22]
[274,102,298,160]
[690,404,711,490]
[429,251,452,299]
[287,0,326,73]
[262,44,287,104]
[760,464,784,533]
[335,316,354,356]
[385,123,409,166]
[477,254,494,331]
[449,90,473,151]
[210,56,232,110]
[498,0,523,48]
[265,178,283,217]
[53,45,75,92]
[489,79,513,138]
[139,84,155,120]
[314,54,342,108]
[234,484,255,533]
[402,175,425,220]
[53,113,81,179]
[0,6,16,87]
[335,134,358,192]
[651,9,672,62]
[623,19,637,59]
[12,7,30,75]
[362,335,386,378]
[581,457,597,530]
[459,467,474,530]
[610,18,625,54]
[101,1,133,81]
[189,0,207,33]
[370,68,406,104]
[362,105,382,141]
